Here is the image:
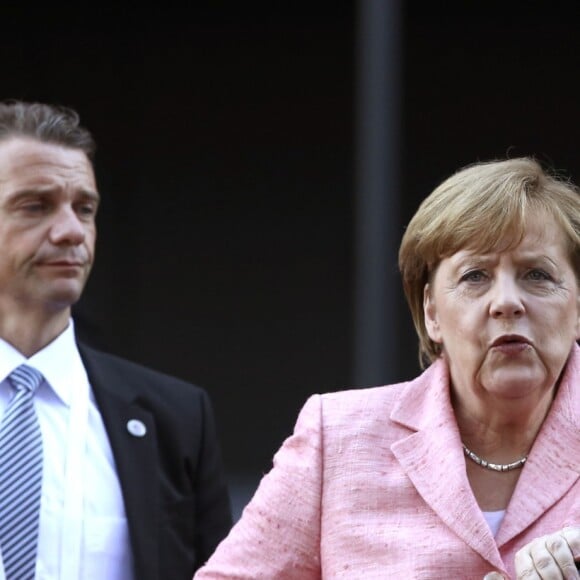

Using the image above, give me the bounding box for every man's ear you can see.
[423,283,442,343]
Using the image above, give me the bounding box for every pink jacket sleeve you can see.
[194,395,323,579]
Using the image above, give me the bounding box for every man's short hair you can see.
[0,99,95,159]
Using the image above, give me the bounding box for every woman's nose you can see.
[489,274,525,318]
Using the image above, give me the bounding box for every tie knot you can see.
[8,364,44,394]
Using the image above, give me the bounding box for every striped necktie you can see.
[0,365,44,580]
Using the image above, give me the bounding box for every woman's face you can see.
[424,212,580,403]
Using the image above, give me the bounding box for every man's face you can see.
[0,137,99,314]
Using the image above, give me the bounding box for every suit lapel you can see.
[391,347,580,566]
[497,349,580,546]
[79,344,159,580]
[390,361,505,570]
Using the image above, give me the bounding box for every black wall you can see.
[5,3,580,496]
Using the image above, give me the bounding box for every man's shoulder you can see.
[77,341,208,400]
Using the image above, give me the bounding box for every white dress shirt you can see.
[0,320,134,580]
[483,509,506,537]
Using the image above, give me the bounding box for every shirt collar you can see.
[0,319,85,407]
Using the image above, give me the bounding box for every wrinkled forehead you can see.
[429,209,578,284]
[0,137,96,190]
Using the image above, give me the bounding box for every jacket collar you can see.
[496,345,580,545]
[390,360,504,568]
[77,342,159,580]
[389,345,580,569]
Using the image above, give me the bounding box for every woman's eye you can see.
[526,269,552,281]
[460,270,486,283]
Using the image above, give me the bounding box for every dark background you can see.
[5,2,580,514]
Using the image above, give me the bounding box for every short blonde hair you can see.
[398,157,580,368]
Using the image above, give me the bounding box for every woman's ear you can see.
[423,283,442,343]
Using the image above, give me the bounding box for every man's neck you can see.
[0,307,71,358]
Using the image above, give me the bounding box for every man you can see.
[0,100,232,579]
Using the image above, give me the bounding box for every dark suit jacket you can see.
[77,342,233,580]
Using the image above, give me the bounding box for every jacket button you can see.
[127,419,147,437]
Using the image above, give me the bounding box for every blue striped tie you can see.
[0,365,44,580]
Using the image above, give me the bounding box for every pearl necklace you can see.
[462,444,527,472]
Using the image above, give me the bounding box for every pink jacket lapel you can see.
[390,360,505,570]
[390,345,580,566]
[497,346,580,545]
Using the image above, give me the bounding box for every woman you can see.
[195,158,580,579]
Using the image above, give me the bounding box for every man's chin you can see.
[41,284,86,311]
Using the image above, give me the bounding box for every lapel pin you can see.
[127,419,147,437]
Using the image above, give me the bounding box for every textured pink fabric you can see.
[195,346,580,579]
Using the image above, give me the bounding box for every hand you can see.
[484,526,580,579]
[515,527,580,579]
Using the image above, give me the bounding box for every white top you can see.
[0,320,134,580]
[483,509,506,537]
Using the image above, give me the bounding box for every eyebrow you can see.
[78,189,101,203]
[453,251,561,270]
[7,187,100,202]
[450,252,495,267]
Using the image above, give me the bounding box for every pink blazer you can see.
[195,346,580,579]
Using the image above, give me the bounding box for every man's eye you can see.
[77,203,97,216]
[21,202,47,213]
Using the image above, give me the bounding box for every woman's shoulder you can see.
[301,361,448,435]
[319,360,446,411]
[320,381,409,408]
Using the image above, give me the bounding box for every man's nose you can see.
[49,207,86,245]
